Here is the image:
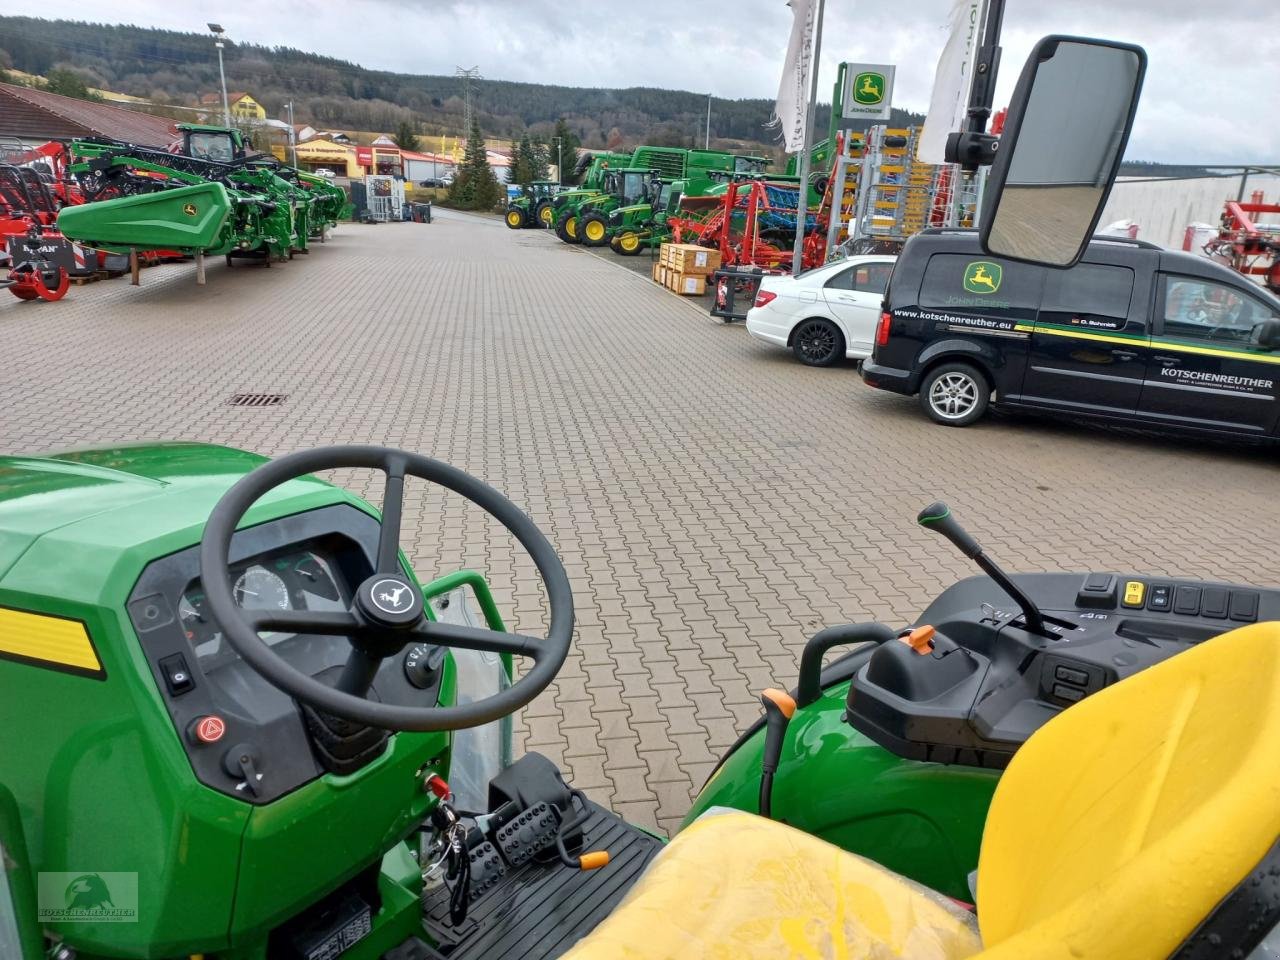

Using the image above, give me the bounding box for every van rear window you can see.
[919,254,1042,321]
[1039,264,1135,330]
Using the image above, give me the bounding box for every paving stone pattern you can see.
[3,208,1278,836]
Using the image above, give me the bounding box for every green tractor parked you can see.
[600,156,772,255]
[576,168,662,247]
[548,151,633,243]
[504,181,563,230]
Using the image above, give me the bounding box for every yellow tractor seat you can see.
[564,621,1280,959]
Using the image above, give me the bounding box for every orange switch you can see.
[901,625,935,655]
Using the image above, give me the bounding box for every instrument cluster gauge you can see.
[234,566,292,612]
[179,590,224,659]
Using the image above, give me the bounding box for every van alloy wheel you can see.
[928,373,979,419]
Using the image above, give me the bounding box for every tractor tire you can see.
[555,212,580,244]
[505,207,526,229]
[535,200,555,228]
[615,230,643,256]
[580,213,610,247]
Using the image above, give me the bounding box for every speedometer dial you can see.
[233,566,291,612]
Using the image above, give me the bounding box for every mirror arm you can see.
[945,0,1008,172]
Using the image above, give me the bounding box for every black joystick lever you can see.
[757,688,796,819]
[917,502,1048,636]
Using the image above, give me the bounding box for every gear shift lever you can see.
[917,502,1048,636]
[758,688,796,819]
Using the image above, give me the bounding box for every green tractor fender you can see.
[683,676,998,901]
[0,787,41,960]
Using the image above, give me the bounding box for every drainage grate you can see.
[228,393,287,407]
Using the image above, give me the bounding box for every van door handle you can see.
[1111,350,1138,360]
[1154,355,1181,366]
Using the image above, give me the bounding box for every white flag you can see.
[918,0,983,164]
[774,0,817,154]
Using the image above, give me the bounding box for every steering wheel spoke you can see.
[412,620,543,658]
[249,608,362,636]
[375,456,407,573]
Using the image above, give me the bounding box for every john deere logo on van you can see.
[963,261,1002,295]
[853,72,885,105]
[182,203,197,217]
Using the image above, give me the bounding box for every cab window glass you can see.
[1162,275,1275,344]
[919,254,1043,321]
[1039,264,1135,331]
[826,262,892,294]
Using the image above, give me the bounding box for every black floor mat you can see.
[422,802,663,959]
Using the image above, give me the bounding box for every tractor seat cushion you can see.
[973,620,1280,959]
[561,808,981,960]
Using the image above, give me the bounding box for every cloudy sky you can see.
[26,0,1280,162]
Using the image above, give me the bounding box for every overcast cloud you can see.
[20,0,1280,162]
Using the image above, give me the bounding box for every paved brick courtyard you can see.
[4,208,1279,835]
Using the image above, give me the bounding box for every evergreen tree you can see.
[527,139,549,181]
[446,118,501,211]
[394,120,420,151]
[511,135,534,185]
[43,68,100,101]
[545,117,582,185]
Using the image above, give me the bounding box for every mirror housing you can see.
[1251,317,1280,351]
[980,36,1146,268]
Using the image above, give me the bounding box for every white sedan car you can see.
[745,255,896,366]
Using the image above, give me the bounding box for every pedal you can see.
[468,840,505,898]
[494,802,560,867]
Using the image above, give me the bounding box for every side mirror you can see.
[981,36,1146,267]
[1251,318,1280,350]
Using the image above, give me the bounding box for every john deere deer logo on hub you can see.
[182,203,197,217]
[38,872,139,923]
[853,72,885,105]
[963,261,1002,295]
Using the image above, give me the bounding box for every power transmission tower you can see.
[454,66,483,131]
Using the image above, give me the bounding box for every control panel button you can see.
[189,715,226,745]
[1229,591,1259,623]
[1172,586,1201,616]
[1055,666,1088,686]
[1201,588,1229,619]
[1076,574,1117,609]
[1146,584,1172,612]
[158,653,195,696]
[1052,684,1085,703]
[1122,581,1145,608]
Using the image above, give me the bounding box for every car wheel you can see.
[791,318,845,367]
[920,363,990,426]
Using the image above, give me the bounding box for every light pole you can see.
[208,23,230,127]
[551,135,563,185]
[286,101,297,167]
[705,94,711,149]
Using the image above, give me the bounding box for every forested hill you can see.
[0,15,924,152]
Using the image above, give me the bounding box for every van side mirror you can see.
[981,36,1146,268]
[1251,317,1280,351]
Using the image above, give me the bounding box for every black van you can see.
[861,229,1280,439]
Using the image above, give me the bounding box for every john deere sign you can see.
[842,62,895,121]
[963,261,1003,295]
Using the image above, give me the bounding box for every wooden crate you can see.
[666,271,706,296]
[666,243,721,276]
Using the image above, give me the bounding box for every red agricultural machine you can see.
[1204,191,1280,294]
[0,162,71,302]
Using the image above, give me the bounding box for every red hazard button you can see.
[191,715,226,744]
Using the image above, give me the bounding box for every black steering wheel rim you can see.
[198,445,574,732]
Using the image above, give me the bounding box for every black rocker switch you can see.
[1077,573,1117,609]
[158,653,195,696]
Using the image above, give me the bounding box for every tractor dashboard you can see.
[127,502,447,803]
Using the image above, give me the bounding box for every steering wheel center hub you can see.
[358,575,423,626]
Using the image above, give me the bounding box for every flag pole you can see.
[791,0,826,275]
